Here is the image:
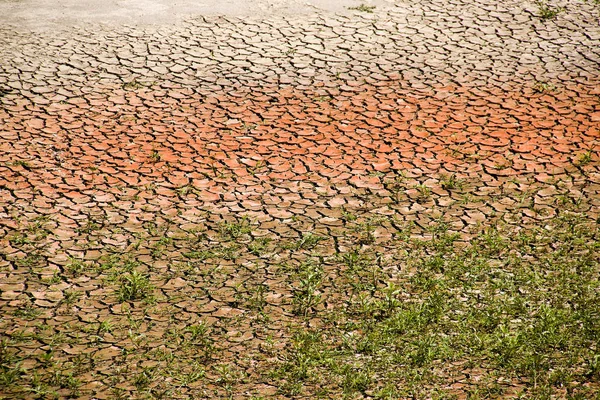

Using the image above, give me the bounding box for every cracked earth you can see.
[1,0,600,398]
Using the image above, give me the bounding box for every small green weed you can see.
[536,1,561,19]
[8,232,31,246]
[149,150,161,163]
[11,160,31,169]
[247,284,268,311]
[117,270,153,302]
[293,260,324,316]
[284,232,326,251]
[183,250,212,260]
[219,216,252,240]
[534,81,556,93]
[439,173,463,190]
[122,79,145,90]
[349,4,376,13]
[97,319,114,334]
[414,183,431,200]
[65,257,86,276]
[62,290,81,305]
[297,232,326,250]
[248,237,271,256]
[575,150,593,166]
[13,303,41,320]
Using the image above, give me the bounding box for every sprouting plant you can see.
[122,79,145,90]
[65,257,86,276]
[117,270,153,302]
[440,173,463,190]
[185,322,209,342]
[534,81,556,93]
[13,303,41,320]
[296,232,326,250]
[293,261,324,316]
[414,183,431,200]
[97,319,114,334]
[575,151,592,167]
[383,173,407,195]
[151,237,172,258]
[62,290,81,305]
[247,284,268,311]
[214,364,243,386]
[12,160,31,169]
[219,216,252,240]
[248,237,271,256]
[175,185,195,197]
[536,1,561,19]
[247,160,265,176]
[349,4,376,13]
[149,150,161,163]
[134,366,156,389]
[8,232,30,246]
[341,208,358,222]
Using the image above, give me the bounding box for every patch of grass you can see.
[246,283,268,311]
[298,232,326,250]
[117,270,153,302]
[8,232,31,246]
[349,3,376,13]
[536,1,561,19]
[271,206,600,397]
[292,260,324,316]
[121,78,147,90]
[3,182,600,398]
[97,319,114,334]
[65,257,86,276]
[151,236,172,258]
[439,173,463,190]
[219,216,252,240]
[348,217,385,245]
[62,290,81,305]
[534,81,556,93]
[14,252,43,268]
[414,183,432,200]
[283,232,326,251]
[76,219,102,234]
[13,303,42,320]
[341,208,358,222]
[133,366,156,389]
[11,160,32,169]
[247,237,272,256]
[182,249,213,260]
[149,150,161,163]
[215,243,241,261]
[575,150,593,166]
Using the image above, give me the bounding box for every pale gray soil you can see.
[0,0,394,30]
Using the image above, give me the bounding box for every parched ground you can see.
[1,0,600,399]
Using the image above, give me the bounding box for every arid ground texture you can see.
[1,0,600,398]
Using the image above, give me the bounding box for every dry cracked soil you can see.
[1,0,600,399]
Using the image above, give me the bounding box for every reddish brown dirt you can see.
[2,81,599,204]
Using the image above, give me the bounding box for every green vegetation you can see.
[272,210,600,398]
[536,1,561,19]
[117,270,153,302]
[349,4,376,13]
[1,184,599,398]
